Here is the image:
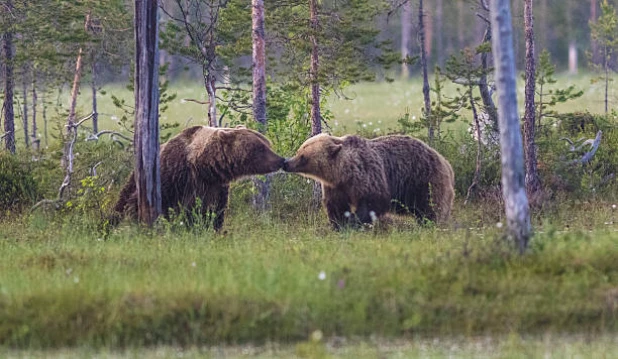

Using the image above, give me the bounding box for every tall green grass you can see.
[1,201,618,348]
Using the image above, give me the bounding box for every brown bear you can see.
[283,133,454,228]
[113,125,284,231]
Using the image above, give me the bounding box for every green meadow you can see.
[2,74,618,356]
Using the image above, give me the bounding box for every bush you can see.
[0,153,40,212]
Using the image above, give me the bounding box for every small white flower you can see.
[369,122,373,126]
[369,211,377,223]
[378,120,382,124]
[191,262,196,267]
[344,109,350,114]
[496,222,503,228]
[412,115,417,120]
[179,221,184,226]
[318,271,326,280]
[307,179,311,184]
[362,124,367,128]
[612,204,617,210]
[311,330,324,342]
[111,115,118,121]
[73,276,79,283]
[344,211,351,218]
[334,121,339,126]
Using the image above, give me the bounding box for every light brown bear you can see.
[284,133,454,228]
[113,125,284,231]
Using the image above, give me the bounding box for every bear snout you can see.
[282,158,291,171]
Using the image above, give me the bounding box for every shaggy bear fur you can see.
[113,125,284,231]
[368,135,455,223]
[284,133,454,228]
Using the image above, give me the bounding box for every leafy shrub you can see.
[0,153,40,212]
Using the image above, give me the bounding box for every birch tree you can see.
[490,0,532,252]
[252,0,270,211]
[523,0,541,196]
[134,0,162,225]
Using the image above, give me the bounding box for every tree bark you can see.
[309,0,322,208]
[479,26,498,129]
[252,0,266,129]
[523,0,541,196]
[134,0,162,225]
[31,73,38,150]
[490,0,532,253]
[435,0,444,66]
[205,72,217,127]
[401,0,412,78]
[251,0,270,211]
[22,67,29,148]
[309,0,321,136]
[419,0,432,143]
[91,53,99,134]
[2,0,15,154]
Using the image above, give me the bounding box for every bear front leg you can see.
[212,186,230,232]
[323,187,352,230]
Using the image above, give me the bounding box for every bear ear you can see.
[329,143,343,158]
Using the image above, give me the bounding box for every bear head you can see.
[188,126,285,180]
[283,133,356,186]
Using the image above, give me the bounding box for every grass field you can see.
[2,73,618,355]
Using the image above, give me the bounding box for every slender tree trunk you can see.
[134,0,162,225]
[419,0,432,143]
[42,89,48,147]
[205,72,217,127]
[523,0,541,196]
[22,69,29,148]
[309,0,321,136]
[436,0,444,66]
[91,54,99,133]
[605,46,609,114]
[490,0,532,253]
[479,26,498,129]
[31,74,38,150]
[62,44,85,180]
[309,0,322,208]
[464,85,483,205]
[2,26,15,154]
[252,0,266,129]
[251,0,270,211]
[401,0,412,78]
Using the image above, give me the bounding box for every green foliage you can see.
[535,50,584,130]
[0,153,40,212]
[109,63,179,142]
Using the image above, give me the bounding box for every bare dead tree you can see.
[523,0,542,196]
[419,0,433,144]
[490,0,532,253]
[134,0,163,225]
[62,12,91,178]
[477,0,498,128]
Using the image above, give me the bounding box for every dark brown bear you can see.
[284,133,454,228]
[113,125,284,231]
[368,135,455,223]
